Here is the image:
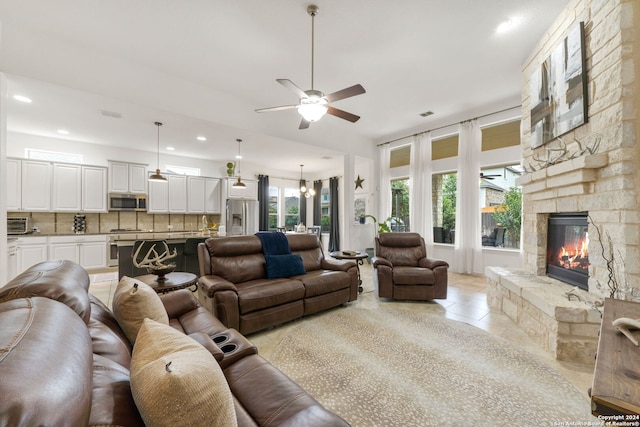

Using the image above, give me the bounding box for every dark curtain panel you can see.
[299,179,307,227]
[329,177,340,251]
[258,175,269,231]
[312,180,322,227]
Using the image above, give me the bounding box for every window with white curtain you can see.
[432,172,457,244]
[480,164,522,248]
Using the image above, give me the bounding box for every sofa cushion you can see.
[393,266,435,285]
[112,276,169,344]
[0,297,93,427]
[237,278,306,314]
[0,260,92,323]
[265,254,306,279]
[130,319,237,427]
[296,269,351,298]
[88,295,133,368]
[90,354,144,427]
[287,233,324,271]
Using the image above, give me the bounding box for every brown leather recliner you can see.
[372,232,449,300]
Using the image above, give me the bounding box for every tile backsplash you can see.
[7,212,221,235]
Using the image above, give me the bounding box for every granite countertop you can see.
[8,230,217,241]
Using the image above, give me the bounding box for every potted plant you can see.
[361,214,394,263]
[226,162,235,177]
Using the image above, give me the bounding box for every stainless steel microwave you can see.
[8,217,30,235]
[108,193,147,212]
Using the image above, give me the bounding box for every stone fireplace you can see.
[487,0,640,365]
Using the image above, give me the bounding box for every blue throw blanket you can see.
[255,231,291,255]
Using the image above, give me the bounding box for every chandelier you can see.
[299,164,316,198]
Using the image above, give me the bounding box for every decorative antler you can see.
[133,241,178,269]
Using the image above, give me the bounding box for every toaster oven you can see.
[7,217,31,235]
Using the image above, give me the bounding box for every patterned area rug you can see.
[268,307,596,427]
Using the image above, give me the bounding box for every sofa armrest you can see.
[419,258,449,269]
[188,332,224,362]
[159,289,201,318]
[321,258,356,272]
[198,275,237,298]
[372,256,392,268]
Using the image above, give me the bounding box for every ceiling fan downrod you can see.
[308,4,319,91]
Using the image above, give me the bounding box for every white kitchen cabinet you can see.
[82,166,108,212]
[168,174,187,213]
[21,160,52,211]
[52,163,82,212]
[49,235,107,270]
[6,158,21,211]
[205,178,222,214]
[226,178,258,200]
[187,176,205,213]
[108,161,147,194]
[15,236,48,274]
[7,240,18,281]
[147,175,169,213]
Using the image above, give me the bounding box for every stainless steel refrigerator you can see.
[226,199,259,236]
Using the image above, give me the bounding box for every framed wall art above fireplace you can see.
[529,21,588,149]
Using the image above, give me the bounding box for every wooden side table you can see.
[134,272,198,295]
[330,251,368,293]
[590,297,640,416]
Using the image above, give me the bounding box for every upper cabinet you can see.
[21,160,52,211]
[226,178,258,200]
[108,161,147,194]
[8,158,107,213]
[187,176,221,214]
[6,158,22,211]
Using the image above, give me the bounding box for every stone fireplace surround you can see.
[486,0,640,366]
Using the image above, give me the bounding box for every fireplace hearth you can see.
[547,212,589,290]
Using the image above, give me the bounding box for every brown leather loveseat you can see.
[198,233,359,335]
[0,260,349,426]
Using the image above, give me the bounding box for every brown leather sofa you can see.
[0,260,349,426]
[198,233,359,335]
[372,232,449,300]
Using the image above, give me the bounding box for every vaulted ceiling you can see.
[0,0,569,174]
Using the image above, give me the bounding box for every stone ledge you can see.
[486,266,602,365]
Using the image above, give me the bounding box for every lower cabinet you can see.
[49,235,108,270]
[15,237,48,275]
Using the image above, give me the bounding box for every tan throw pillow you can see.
[131,319,238,427]
[112,276,169,344]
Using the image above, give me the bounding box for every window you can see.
[390,178,410,232]
[26,148,83,163]
[432,172,457,244]
[321,187,330,232]
[480,165,522,248]
[165,165,200,176]
[268,187,278,230]
[284,188,301,228]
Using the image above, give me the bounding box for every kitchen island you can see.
[111,231,216,278]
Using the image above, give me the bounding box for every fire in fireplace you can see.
[547,212,589,290]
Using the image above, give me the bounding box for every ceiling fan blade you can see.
[325,84,366,103]
[255,104,298,113]
[299,118,311,130]
[327,106,360,123]
[277,79,308,99]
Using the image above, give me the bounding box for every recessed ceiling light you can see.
[57,129,69,135]
[166,146,175,151]
[13,95,32,103]
[197,136,207,141]
[496,18,517,34]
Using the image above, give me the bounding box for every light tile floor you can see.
[88,263,595,399]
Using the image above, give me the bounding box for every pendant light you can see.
[299,164,315,198]
[232,138,246,189]
[149,121,167,182]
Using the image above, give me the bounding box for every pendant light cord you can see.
[155,121,162,171]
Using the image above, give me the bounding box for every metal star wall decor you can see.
[355,175,365,189]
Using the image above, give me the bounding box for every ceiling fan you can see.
[480,172,501,180]
[255,4,366,130]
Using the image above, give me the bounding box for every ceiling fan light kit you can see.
[255,4,365,129]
